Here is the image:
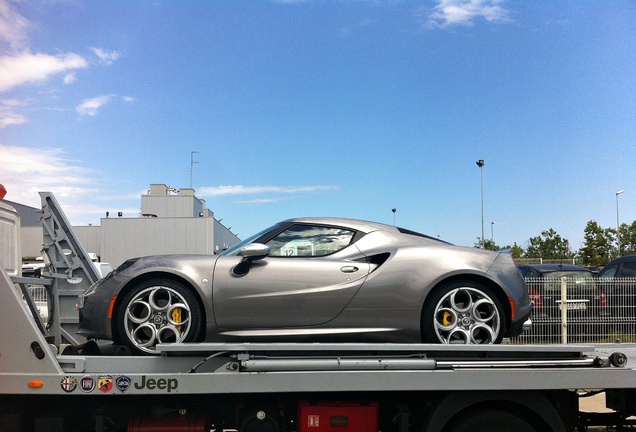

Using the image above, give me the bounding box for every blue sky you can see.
[1,0,634,250]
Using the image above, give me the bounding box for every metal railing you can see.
[514,258,578,265]
[512,277,636,344]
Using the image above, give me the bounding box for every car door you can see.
[212,223,370,328]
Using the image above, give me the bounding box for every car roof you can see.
[606,255,636,265]
[517,264,592,273]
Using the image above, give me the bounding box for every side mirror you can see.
[232,243,270,276]
[239,243,270,260]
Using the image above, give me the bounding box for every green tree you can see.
[578,220,615,266]
[510,242,524,259]
[482,239,498,251]
[524,228,573,259]
[474,238,512,252]
[618,221,636,255]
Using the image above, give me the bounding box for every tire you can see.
[444,409,536,432]
[422,280,506,344]
[116,278,203,355]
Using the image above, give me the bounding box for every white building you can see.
[4,184,240,268]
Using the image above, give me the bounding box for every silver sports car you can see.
[78,218,531,355]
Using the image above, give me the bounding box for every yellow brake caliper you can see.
[441,311,454,326]
[171,308,182,331]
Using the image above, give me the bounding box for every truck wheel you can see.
[117,279,203,355]
[422,280,505,344]
[444,409,536,432]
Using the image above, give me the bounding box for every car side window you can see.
[266,224,356,257]
[622,262,636,277]
[598,264,618,278]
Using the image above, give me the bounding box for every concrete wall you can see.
[74,226,103,260]
[101,216,222,267]
[11,185,240,268]
[19,226,42,260]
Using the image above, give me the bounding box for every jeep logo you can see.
[134,375,178,393]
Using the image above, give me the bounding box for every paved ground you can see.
[578,344,635,431]
[581,393,610,431]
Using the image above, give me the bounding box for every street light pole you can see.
[616,190,625,255]
[476,160,485,248]
[491,221,496,242]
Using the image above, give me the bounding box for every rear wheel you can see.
[116,278,203,355]
[444,409,536,432]
[422,280,506,344]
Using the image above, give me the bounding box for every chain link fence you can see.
[512,277,636,344]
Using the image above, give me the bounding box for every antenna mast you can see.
[190,151,199,188]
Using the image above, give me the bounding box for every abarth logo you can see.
[98,375,113,393]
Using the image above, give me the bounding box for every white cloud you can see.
[236,198,289,204]
[426,0,512,28]
[0,51,88,92]
[0,1,123,129]
[64,73,77,84]
[0,112,26,128]
[0,0,30,51]
[0,99,27,128]
[0,1,88,94]
[0,143,138,224]
[198,185,338,197]
[76,94,135,117]
[91,47,121,66]
[76,94,113,116]
[0,144,97,207]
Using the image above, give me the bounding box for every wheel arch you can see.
[421,274,513,336]
[111,271,207,343]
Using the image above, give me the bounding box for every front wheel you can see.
[116,279,203,355]
[422,280,506,344]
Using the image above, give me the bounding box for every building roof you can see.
[0,199,40,227]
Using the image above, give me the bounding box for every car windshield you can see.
[221,223,284,256]
[542,270,592,280]
[597,265,617,278]
[540,270,595,293]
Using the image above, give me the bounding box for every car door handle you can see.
[340,266,359,273]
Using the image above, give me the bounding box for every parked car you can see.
[518,264,607,337]
[22,257,111,278]
[96,262,113,278]
[596,255,636,333]
[21,258,45,277]
[597,255,636,278]
[78,217,532,354]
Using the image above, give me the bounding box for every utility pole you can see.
[476,160,485,248]
[190,151,199,188]
[616,189,625,255]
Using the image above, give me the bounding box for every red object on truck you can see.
[298,401,379,432]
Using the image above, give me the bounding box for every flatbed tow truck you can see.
[2,193,636,432]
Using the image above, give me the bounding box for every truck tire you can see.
[444,409,536,432]
[422,280,505,344]
[117,278,203,355]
